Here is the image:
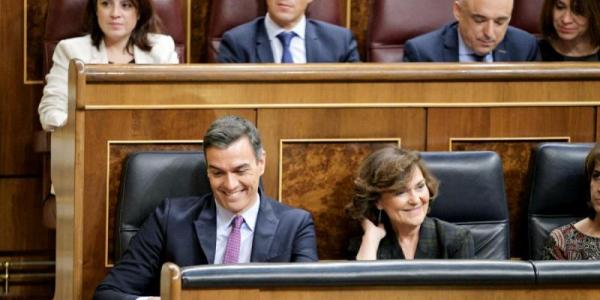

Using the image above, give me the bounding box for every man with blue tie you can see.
[94,116,318,299]
[217,0,360,63]
[403,0,538,62]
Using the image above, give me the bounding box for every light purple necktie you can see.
[222,215,243,264]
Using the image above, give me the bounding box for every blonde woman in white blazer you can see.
[38,0,179,132]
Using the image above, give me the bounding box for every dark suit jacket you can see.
[94,192,318,300]
[348,217,474,259]
[403,22,538,62]
[217,17,360,63]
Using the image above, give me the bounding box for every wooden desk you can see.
[53,61,600,299]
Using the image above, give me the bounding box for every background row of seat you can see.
[115,143,590,261]
[43,0,546,72]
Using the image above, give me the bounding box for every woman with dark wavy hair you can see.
[38,0,178,132]
[539,0,600,61]
[543,144,600,260]
[346,147,474,260]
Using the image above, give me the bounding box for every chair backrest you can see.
[528,143,593,260]
[422,151,510,259]
[43,0,186,76]
[510,0,544,38]
[205,0,341,62]
[114,152,211,261]
[367,0,455,62]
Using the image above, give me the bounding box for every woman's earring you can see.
[377,209,382,224]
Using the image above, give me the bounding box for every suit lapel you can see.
[250,194,279,262]
[256,21,275,63]
[492,39,509,62]
[133,45,151,63]
[91,39,109,63]
[305,20,318,62]
[193,198,217,264]
[442,23,460,62]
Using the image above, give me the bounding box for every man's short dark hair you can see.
[203,116,263,159]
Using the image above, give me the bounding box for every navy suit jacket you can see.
[217,17,360,63]
[403,22,539,62]
[94,192,318,299]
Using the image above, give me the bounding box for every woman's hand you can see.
[356,218,386,260]
[361,218,386,241]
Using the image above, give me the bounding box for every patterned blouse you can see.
[543,223,600,260]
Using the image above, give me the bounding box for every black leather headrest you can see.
[115,152,211,261]
[421,151,509,259]
[181,260,535,288]
[533,261,600,284]
[528,143,594,259]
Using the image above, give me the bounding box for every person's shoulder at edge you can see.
[305,18,361,62]
[403,23,451,62]
[145,32,179,63]
[503,25,539,61]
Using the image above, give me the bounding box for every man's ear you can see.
[257,150,266,175]
[452,0,462,22]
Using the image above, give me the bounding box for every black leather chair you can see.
[421,151,510,259]
[114,151,210,262]
[527,143,594,260]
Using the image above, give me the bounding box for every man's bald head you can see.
[453,0,514,55]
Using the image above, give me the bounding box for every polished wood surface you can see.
[54,62,600,299]
[178,286,600,300]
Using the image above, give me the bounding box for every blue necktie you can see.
[276,31,296,63]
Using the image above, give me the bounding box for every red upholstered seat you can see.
[367,0,455,62]
[510,0,544,38]
[205,0,341,62]
[43,0,186,75]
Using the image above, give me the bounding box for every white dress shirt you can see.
[214,194,260,264]
[264,13,307,63]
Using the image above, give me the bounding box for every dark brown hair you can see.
[345,147,439,223]
[540,0,600,47]
[584,143,600,220]
[86,0,163,52]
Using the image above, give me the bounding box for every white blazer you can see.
[38,33,179,131]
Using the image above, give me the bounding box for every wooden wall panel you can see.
[258,108,426,198]
[427,107,596,258]
[0,179,49,251]
[427,107,595,150]
[281,140,400,259]
[80,109,255,300]
[1,0,42,175]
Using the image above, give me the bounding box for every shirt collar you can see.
[215,193,260,232]
[265,13,306,41]
[458,31,492,55]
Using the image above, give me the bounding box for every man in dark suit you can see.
[217,0,360,63]
[404,0,538,62]
[94,116,318,299]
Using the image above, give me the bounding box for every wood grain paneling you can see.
[80,109,254,300]
[0,0,42,175]
[427,107,595,150]
[281,140,400,259]
[179,286,600,300]
[0,179,50,251]
[258,108,426,196]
